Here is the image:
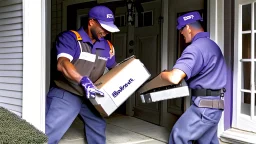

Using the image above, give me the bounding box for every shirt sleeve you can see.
[173,45,204,80]
[105,40,117,69]
[56,31,79,62]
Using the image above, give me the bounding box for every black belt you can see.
[191,88,226,97]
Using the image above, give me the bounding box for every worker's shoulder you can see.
[103,39,113,46]
[57,30,77,41]
[193,37,216,46]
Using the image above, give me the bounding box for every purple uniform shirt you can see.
[173,32,227,102]
[56,27,116,69]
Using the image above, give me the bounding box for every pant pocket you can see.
[201,108,223,125]
[47,87,65,99]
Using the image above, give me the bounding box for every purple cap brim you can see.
[98,20,120,33]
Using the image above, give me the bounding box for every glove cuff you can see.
[80,76,90,85]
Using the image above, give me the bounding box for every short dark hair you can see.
[188,21,203,29]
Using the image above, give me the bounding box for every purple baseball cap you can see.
[89,6,120,33]
[176,11,203,30]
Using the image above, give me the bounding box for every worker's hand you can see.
[80,76,104,99]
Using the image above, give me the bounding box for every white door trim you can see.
[160,0,170,126]
[207,0,225,137]
[160,0,168,80]
[22,0,51,132]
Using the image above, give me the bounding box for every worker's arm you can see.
[55,31,83,83]
[164,45,204,84]
[160,69,187,84]
[57,57,82,83]
[55,31,104,98]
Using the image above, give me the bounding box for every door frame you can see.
[205,0,225,137]
[22,0,51,132]
[159,0,169,127]
[233,0,256,132]
[207,0,225,137]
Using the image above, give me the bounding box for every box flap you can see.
[138,72,174,94]
[94,55,136,89]
[115,55,136,66]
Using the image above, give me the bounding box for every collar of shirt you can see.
[191,32,210,43]
[77,27,105,50]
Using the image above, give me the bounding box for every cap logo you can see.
[107,14,114,18]
[183,15,194,21]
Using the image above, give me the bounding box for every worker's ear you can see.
[88,19,94,26]
[186,25,191,34]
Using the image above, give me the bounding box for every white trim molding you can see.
[22,0,49,132]
[220,128,256,144]
[160,1,168,76]
[160,0,170,126]
[207,0,225,137]
[208,0,224,53]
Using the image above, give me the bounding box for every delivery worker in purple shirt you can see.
[45,5,119,144]
[160,11,227,144]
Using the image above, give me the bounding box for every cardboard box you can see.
[90,55,151,117]
[138,72,190,103]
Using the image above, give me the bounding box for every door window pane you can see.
[135,11,153,27]
[144,11,153,26]
[80,15,88,28]
[138,13,143,27]
[242,4,251,31]
[241,62,251,90]
[115,16,126,27]
[121,16,125,26]
[241,92,251,115]
[115,16,121,27]
[242,34,251,59]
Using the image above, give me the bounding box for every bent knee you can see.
[169,128,190,144]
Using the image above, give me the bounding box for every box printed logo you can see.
[112,78,134,98]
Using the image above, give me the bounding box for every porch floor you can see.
[59,113,169,144]
[59,113,229,144]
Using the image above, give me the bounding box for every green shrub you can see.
[0,107,48,144]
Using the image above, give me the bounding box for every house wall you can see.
[0,0,23,117]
